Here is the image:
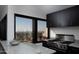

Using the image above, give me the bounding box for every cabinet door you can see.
[47,6,79,27]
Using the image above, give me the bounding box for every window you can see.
[16,16,33,42]
[37,20,47,41]
[15,14,47,43]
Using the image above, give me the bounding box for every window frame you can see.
[14,14,48,43]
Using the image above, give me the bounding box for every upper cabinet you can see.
[47,6,79,27]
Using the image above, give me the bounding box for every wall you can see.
[7,6,14,42]
[50,26,79,40]
[0,5,8,21]
[7,5,46,42]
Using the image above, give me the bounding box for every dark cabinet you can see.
[0,15,7,40]
[47,6,79,27]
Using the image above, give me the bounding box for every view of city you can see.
[16,32,32,42]
[16,16,33,42]
[16,16,47,42]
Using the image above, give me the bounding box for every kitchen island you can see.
[0,41,56,54]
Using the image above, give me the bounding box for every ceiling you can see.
[0,5,75,19]
[36,5,75,14]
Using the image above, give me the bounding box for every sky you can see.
[16,17,32,32]
[38,20,46,31]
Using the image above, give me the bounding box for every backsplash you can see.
[50,26,79,40]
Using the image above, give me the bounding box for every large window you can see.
[16,16,33,42]
[15,14,47,43]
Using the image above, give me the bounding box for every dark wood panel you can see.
[47,6,79,27]
[0,15,7,40]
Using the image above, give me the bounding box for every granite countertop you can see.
[1,40,79,54]
[0,41,56,54]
